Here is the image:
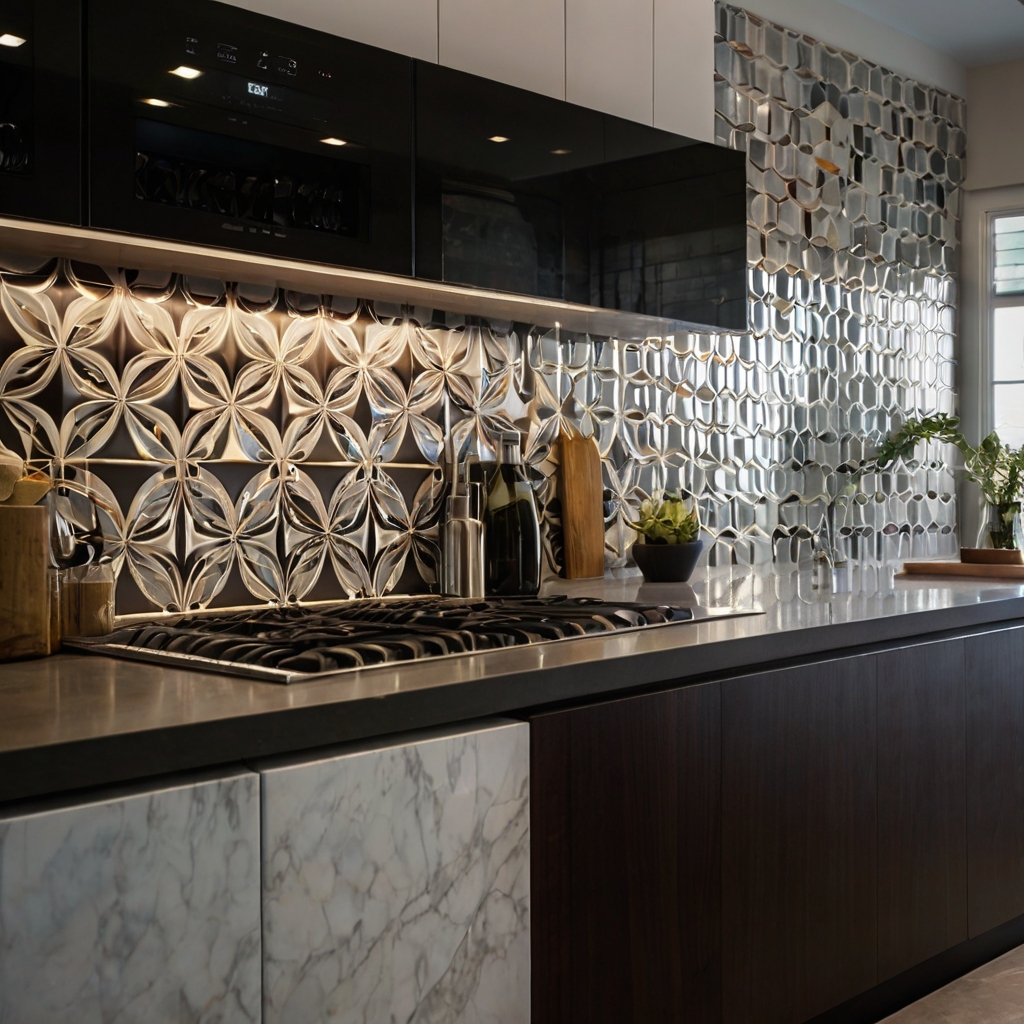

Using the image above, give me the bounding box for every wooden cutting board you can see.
[558,434,605,579]
[901,561,1024,580]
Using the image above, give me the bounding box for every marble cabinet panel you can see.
[0,769,261,1024]
[260,720,530,1024]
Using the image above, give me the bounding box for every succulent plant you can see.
[633,491,701,545]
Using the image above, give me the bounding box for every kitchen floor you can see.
[882,943,1024,1022]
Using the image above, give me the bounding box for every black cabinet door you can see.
[967,625,1024,936]
[89,0,413,273]
[722,657,878,1024]
[531,680,721,1024]
[0,0,81,225]
[876,640,967,979]
[415,60,747,329]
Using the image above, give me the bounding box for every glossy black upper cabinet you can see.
[88,0,413,274]
[415,62,748,330]
[0,0,81,225]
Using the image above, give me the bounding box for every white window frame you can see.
[989,210,1024,442]
[958,185,1024,545]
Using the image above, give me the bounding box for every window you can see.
[991,214,1024,447]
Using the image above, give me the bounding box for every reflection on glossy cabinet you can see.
[532,681,721,1024]
[0,769,262,1024]
[439,0,565,98]
[967,625,1024,936]
[218,0,439,61]
[566,0,654,123]
[654,0,715,142]
[876,641,967,980]
[722,657,878,1024]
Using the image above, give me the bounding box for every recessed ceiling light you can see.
[0,33,27,47]
[141,98,173,108]
[488,135,509,143]
[169,65,202,79]
[320,137,347,146]
[551,148,571,155]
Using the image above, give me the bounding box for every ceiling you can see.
[836,0,1024,67]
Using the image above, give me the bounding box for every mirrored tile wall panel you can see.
[0,3,962,614]
[714,1,961,567]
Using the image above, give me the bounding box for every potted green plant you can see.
[630,492,704,582]
[867,414,1024,551]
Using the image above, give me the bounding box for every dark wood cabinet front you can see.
[721,657,878,1024]
[531,680,721,1024]
[967,625,1024,936]
[530,625,1024,1024]
[876,641,967,979]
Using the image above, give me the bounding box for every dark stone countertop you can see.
[2,568,1023,806]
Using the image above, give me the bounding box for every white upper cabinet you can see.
[215,0,439,61]
[566,0,654,124]
[439,0,565,99]
[654,0,715,143]
[217,0,715,139]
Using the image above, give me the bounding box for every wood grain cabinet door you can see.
[966,625,1024,936]
[722,656,878,1024]
[876,640,967,979]
[531,680,721,1024]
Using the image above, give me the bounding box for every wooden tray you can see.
[901,561,1024,580]
[960,547,1024,565]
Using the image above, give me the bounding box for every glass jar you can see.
[59,563,115,637]
[980,502,1020,550]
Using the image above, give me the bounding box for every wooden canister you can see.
[0,505,51,659]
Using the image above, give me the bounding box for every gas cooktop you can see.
[68,595,758,684]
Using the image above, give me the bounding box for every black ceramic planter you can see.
[631,538,704,583]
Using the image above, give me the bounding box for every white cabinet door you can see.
[439,0,565,99]
[215,0,439,62]
[566,0,654,124]
[0,769,262,1024]
[654,0,715,143]
[260,720,530,1024]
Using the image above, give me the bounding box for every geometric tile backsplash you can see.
[713,1,961,566]
[0,3,962,614]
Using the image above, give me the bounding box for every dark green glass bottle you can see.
[485,432,541,596]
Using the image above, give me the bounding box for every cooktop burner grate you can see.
[68,595,703,684]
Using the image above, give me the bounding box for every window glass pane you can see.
[995,215,1024,235]
[993,215,1024,294]
[994,383,1024,448]
[995,230,1024,250]
[994,306,1024,381]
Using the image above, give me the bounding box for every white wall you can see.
[964,59,1024,192]
[738,0,967,97]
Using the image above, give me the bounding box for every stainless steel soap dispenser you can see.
[441,483,486,599]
